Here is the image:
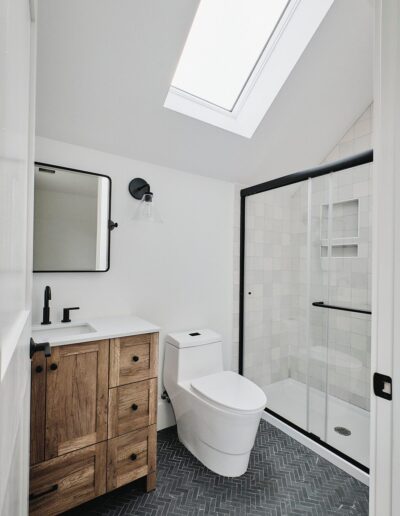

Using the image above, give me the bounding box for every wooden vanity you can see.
[29,325,159,515]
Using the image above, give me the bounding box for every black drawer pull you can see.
[35,365,43,373]
[130,453,137,461]
[131,403,138,411]
[50,363,58,371]
[132,355,139,362]
[29,484,58,501]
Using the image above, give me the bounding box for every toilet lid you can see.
[191,371,267,412]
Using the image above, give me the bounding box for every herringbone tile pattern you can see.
[64,420,368,516]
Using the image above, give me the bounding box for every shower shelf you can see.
[299,345,362,370]
[312,301,371,315]
[320,244,358,258]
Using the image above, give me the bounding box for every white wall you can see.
[33,136,235,427]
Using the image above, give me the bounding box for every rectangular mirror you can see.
[33,163,112,272]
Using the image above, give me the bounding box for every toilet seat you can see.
[191,371,267,413]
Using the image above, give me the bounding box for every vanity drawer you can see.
[29,442,106,516]
[109,333,158,387]
[107,425,156,491]
[108,378,157,438]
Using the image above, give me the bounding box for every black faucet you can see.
[41,286,52,325]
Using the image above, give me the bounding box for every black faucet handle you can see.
[61,307,80,323]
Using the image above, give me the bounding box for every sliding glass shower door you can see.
[241,157,372,470]
[322,166,372,466]
[243,180,309,430]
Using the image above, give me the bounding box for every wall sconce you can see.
[128,178,162,223]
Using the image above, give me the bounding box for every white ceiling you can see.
[36,0,373,185]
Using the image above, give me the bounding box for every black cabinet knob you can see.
[132,356,139,362]
[50,363,58,371]
[131,403,138,411]
[35,365,43,373]
[130,453,137,461]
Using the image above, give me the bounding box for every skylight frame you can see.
[164,0,335,138]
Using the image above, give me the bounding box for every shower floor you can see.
[264,378,369,468]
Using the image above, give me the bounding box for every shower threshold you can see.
[263,378,369,469]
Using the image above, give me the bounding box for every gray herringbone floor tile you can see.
[64,420,368,516]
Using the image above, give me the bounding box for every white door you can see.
[370,1,400,515]
[0,0,36,514]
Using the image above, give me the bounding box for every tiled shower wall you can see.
[233,104,372,411]
[240,185,300,388]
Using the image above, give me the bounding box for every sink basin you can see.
[32,323,96,342]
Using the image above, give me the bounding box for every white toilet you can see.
[163,329,267,477]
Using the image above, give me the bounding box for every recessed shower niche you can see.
[320,198,360,257]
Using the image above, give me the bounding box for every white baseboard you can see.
[157,400,176,431]
[262,412,369,485]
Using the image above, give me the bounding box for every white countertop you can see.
[32,315,160,347]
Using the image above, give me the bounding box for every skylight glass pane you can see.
[171,0,289,111]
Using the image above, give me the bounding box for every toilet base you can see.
[178,432,251,477]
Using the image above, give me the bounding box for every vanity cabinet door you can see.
[45,341,109,460]
[109,333,158,387]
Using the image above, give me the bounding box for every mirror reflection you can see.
[33,164,111,272]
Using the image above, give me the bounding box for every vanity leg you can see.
[146,472,156,492]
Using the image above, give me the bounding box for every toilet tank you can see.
[164,330,224,386]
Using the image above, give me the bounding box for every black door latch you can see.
[373,372,392,400]
[30,338,51,359]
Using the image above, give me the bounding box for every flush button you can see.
[189,332,201,336]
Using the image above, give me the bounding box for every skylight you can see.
[171,0,289,111]
[165,0,335,138]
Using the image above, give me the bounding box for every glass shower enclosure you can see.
[239,150,372,471]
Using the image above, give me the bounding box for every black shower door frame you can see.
[238,149,373,473]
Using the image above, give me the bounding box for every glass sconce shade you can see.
[129,178,162,223]
[132,192,162,223]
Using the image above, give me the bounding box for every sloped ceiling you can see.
[36,0,373,185]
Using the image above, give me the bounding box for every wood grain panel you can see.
[30,352,47,465]
[107,425,156,491]
[45,341,109,459]
[29,442,106,516]
[108,378,157,438]
[109,333,158,387]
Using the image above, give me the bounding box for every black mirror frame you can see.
[33,161,116,273]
